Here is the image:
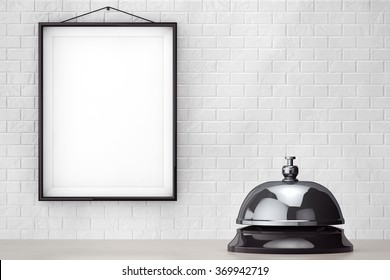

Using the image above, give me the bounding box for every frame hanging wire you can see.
[61,6,155,23]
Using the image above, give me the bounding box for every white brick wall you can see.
[0,0,390,239]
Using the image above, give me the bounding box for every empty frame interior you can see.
[40,24,176,200]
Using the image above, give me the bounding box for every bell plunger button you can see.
[282,156,299,182]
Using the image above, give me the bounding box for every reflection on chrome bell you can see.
[228,156,353,254]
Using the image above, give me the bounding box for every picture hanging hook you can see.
[61,6,155,23]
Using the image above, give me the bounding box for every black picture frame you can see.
[38,22,177,201]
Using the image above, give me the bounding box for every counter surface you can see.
[0,240,389,259]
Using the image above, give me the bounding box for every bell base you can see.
[228,226,353,254]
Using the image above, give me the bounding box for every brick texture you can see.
[0,0,389,240]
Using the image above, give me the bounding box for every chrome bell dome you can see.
[228,156,353,254]
[237,156,344,226]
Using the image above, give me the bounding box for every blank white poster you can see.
[42,26,174,198]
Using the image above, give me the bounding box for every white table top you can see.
[0,240,389,260]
